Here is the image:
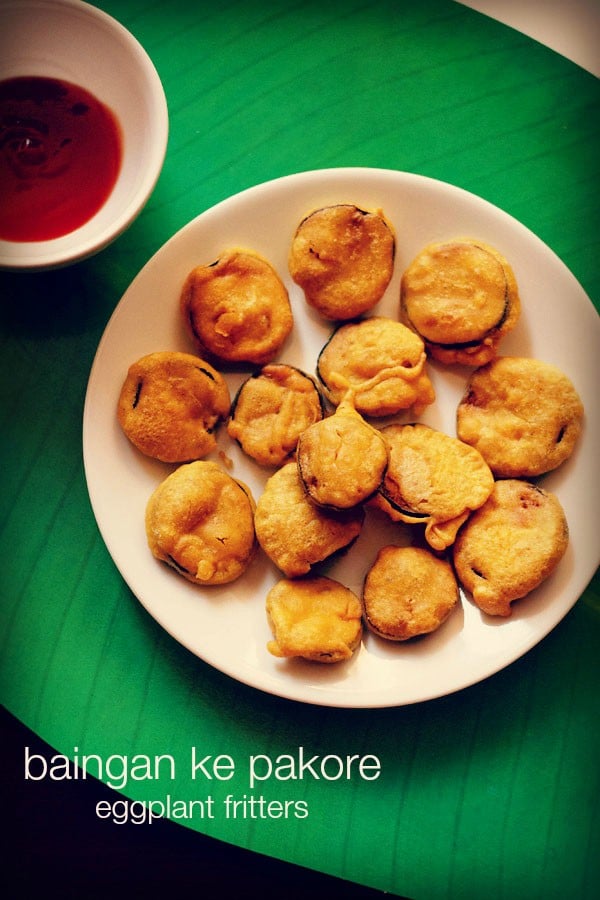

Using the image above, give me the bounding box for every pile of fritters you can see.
[115,198,584,665]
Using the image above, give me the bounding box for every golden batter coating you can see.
[456,356,584,477]
[266,575,363,663]
[145,460,257,585]
[288,204,395,320]
[400,238,520,366]
[363,545,459,640]
[316,316,435,417]
[376,423,494,550]
[180,248,293,365]
[453,479,569,617]
[117,351,230,463]
[254,462,364,577]
[296,399,388,509]
[227,364,324,467]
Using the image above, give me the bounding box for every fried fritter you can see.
[145,460,257,585]
[375,423,494,550]
[227,364,324,467]
[316,316,435,417]
[456,356,584,477]
[266,575,363,662]
[288,204,395,320]
[181,248,293,365]
[296,400,389,509]
[254,462,364,577]
[400,238,520,366]
[453,479,569,617]
[363,545,459,640]
[117,351,230,463]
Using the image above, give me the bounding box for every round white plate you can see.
[83,167,600,708]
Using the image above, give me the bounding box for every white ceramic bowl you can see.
[0,0,169,271]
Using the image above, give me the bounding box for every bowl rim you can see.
[0,0,169,272]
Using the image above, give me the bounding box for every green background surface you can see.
[2,1,599,897]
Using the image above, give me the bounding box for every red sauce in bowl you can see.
[0,76,123,242]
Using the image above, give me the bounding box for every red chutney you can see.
[0,76,123,242]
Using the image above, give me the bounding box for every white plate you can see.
[83,167,600,708]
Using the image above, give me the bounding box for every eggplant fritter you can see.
[289,204,395,320]
[227,364,324,467]
[296,400,388,509]
[453,479,569,617]
[457,356,583,477]
[400,238,520,366]
[375,423,494,550]
[316,316,435,417]
[181,248,293,365]
[363,545,459,640]
[117,351,230,463]
[266,575,363,662]
[254,462,364,577]
[145,460,257,585]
